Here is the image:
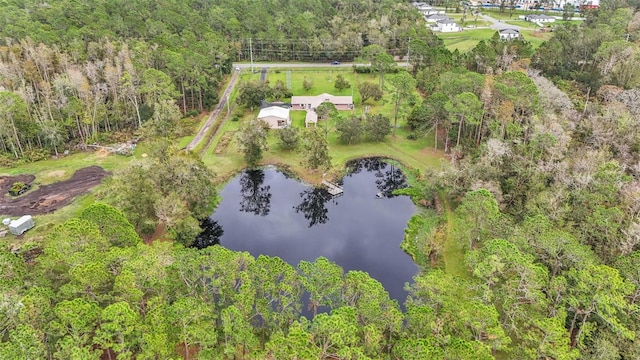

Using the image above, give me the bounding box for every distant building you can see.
[499,28,521,40]
[432,20,463,32]
[424,14,451,23]
[257,106,291,129]
[524,14,556,23]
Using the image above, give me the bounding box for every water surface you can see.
[197,158,418,305]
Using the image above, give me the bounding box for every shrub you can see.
[278,127,300,150]
[9,182,30,196]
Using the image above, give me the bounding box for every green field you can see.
[505,20,540,29]
[520,29,553,48]
[438,28,498,52]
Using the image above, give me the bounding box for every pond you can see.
[195,158,418,306]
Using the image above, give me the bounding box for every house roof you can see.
[291,93,353,109]
[305,111,318,124]
[499,28,520,34]
[438,20,457,24]
[426,14,449,20]
[258,106,290,119]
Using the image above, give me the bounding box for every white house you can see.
[434,20,462,32]
[425,14,450,23]
[257,106,290,129]
[524,14,556,23]
[499,28,520,40]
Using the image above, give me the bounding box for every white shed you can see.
[9,215,35,235]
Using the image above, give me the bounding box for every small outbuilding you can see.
[9,215,35,235]
[257,106,291,129]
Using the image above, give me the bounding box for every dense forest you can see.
[2,0,640,359]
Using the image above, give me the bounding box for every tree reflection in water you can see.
[193,218,224,249]
[346,158,407,197]
[238,169,272,216]
[294,187,335,227]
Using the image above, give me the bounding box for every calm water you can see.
[196,158,418,305]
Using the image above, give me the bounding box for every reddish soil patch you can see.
[0,166,109,216]
[142,222,168,245]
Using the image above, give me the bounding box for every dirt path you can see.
[186,71,240,151]
[0,166,109,216]
[438,192,468,278]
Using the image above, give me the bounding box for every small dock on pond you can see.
[322,180,344,197]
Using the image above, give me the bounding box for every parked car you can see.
[331,60,341,65]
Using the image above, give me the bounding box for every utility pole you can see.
[249,37,254,73]
[406,36,411,70]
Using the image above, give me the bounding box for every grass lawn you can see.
[520,29,553,48]
[0,150,137,184]
[438,192,468,278]
[291,111,306,128]
[481,8,540,20]
[438,28,497,52]
[265,69,372,105]
[504,20,539,29]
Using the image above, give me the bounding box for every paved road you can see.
[233,62,409,69]
[481,14,524,30]
[186,70,239,151]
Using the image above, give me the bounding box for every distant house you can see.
[524,14,556,23]
[433,20,463,32]
[424,14,450,23]
[257,106,291,129]
[415,4,444,15]
[291,93,354,127]
[499,28,520,40]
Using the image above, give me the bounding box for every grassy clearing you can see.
[204,67,445,183]
[438,28,497,52]
[481,9,535,20]
[204,111,444,185]
[505,20,539,29]
[265,69,370,105]
[0,151,135,183]
[520,29,553,48]
[438,192,468,278]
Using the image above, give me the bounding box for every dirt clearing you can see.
[0,166,109,216]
